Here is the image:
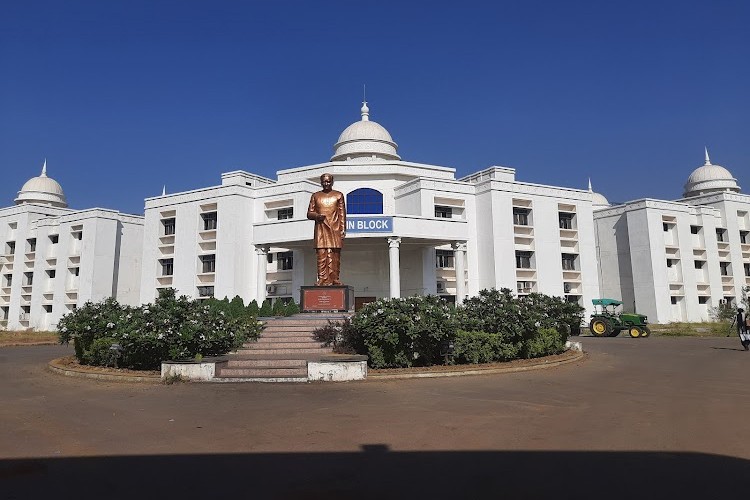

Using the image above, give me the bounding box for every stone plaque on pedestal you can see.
[300,285,355,313]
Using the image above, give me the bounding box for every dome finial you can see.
[162,185,166,196]
[361,84,369,121]
[704,147,711,165]
[41,158,47,177]
[588,178,593,192]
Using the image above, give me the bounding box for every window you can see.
[277,251,293,271]
[3,274,11,287]
[23,272,33,286]
[71,267,80,277]
[43,305,52,313]
[200,254,216,273]
[347,188,383,215]
[162,218,176,236]
[49,234,59,244]
[716,228,726,242]
[435,205,452,219]
[278,208,294,220]
[46,269,56,279]
[27,238,37,252]
[160,258,174,276]
[562,254,577,271]
[513,208,529,226]
[741,231,749,244]
[436,249,454,268]
[670,297,678,305]
[666,259,675,268]
[267,253,273,264]
[720,262,730,276]
[515,251,533,269]
[5,241,15,255]
[559,212,575,230]
[201,212,217,231]
[694,260,705,269]
[72,231,83,241]
[198,286,214,298]
[690,226,700,235]
[745,263,750,277]
[663,223,669,232]
[517,281,533,294]
[698,296,709,305]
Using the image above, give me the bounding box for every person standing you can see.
[733,308,750,351]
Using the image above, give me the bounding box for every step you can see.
[235,347,332,355]
[255,337,318,344]
[217,367,308,378]
[262,320,339,327]
[210,376,308,383]
[226,359,307,368]
[259,329,319,336]
[245,341,324,349]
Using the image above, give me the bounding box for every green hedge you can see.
[348,295,457,368]
[57,289,262,370]
[324,288,583,368]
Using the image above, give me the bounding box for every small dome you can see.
[683,149,740,197]
[331,102,400,161]
[592,192,610,209]
[15,160,68,208]
[588,179,610,210]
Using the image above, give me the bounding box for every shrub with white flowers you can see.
[57,289,261,370]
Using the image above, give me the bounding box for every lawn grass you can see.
[648,322,733,337]
[0,330,59,346]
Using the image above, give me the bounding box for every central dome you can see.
[15,160,68,208]
[683,148,740,198]
[331,102,400,161]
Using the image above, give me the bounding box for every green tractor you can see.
[589,298,650,338]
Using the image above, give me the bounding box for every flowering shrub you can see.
[347,295,457,368]
[332,289,582,368]
[58,289,261,370]
[313,317,358,354]
[452,330,521,364]
[456,288,583,358]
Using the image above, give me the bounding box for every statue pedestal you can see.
[300,286,355,313]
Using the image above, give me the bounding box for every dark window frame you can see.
[346,188,384,215]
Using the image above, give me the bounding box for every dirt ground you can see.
[1,337,749,499]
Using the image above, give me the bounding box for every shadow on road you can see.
[2,447,748,499]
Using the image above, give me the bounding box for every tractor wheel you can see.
[589,318,613,337]
[628,326,643,338]
[608,328,621,337]
[641,327,651,338]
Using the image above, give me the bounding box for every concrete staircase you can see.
[214,314,348,382]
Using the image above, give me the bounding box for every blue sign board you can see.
[346,216,393,234]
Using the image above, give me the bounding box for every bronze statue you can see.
[307,173,346,286]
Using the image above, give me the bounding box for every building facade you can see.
[594,151,750,322]
[139,103,602,316]
[0,163,143,330]
[4,106,748,330]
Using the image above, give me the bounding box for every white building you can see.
[0,162,144,330]
[594,149,750,323]
[6,104,745,331]
[140,103,601,315]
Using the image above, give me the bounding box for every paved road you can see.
[1,337,749,499]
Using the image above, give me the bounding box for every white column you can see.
[290,249,305,304]
[255,245,269,303]
[388,237,401,299]
[453,241,467,304]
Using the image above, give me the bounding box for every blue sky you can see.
[1,0,748,214]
